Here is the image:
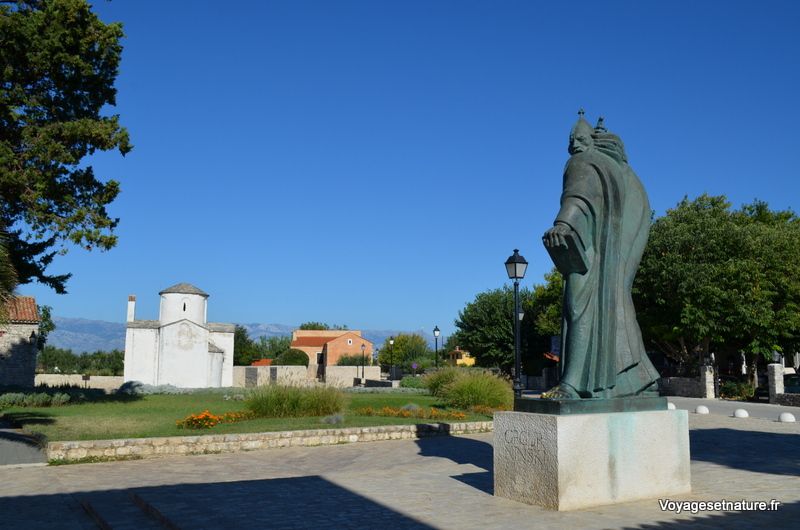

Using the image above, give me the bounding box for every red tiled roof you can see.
[291,336,332,347]
[251,358,273,366]
[7,296,39,323]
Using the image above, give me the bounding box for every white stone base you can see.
[494,409,691,510]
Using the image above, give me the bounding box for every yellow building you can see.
[447,346,475,367]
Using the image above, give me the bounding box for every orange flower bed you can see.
[176,410,255,429]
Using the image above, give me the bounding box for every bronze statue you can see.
[541,111,660,400]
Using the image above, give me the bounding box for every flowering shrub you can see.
[354,406,466,421]
[176,410,254,429]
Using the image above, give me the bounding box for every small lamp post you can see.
[505,249,528,398]
[433,326,440,368]
[389,336,395,380]
[361,343,366,381]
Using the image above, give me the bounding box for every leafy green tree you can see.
[37,346,123,375]
[0,231,17,322]
[336,354,368,366]
[35,303,54,349]
[452,286,539,373]
[38,345,78,373]
[299,321,329,330]
[377,333,430,366]
[78,349,123,375]
[633,194,800,368]
[298,322,348,330]
[531,269,563,338]
[0,0,131,293]
[253,335,290,360]
[275,348,309,367]
[233,325,258,366]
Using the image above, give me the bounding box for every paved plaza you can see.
[1,408,798,529]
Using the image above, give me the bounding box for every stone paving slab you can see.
[0,413,798,529]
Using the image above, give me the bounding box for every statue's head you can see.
[569,109,594,155]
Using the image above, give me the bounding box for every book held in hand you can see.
[545,231,588,275]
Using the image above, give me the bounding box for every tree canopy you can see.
[0,0,131,292]
[298,321,348,330]
[233,326,291,365]
[451,285,539,374]
[634,194,800,363]
[377,333,430,366]
[0,231,17,321]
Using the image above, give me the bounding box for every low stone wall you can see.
[47,421,494,462]
[775,393,800,407]
[232,366,310,388]
[325,366,381,387]
[35,374,123,392]
[659,377,705,398]
[659,367,714,399]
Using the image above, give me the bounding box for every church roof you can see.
[6,296,39,323]
[159,283,209,297]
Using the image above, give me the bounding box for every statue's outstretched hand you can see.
[542,223,572,249]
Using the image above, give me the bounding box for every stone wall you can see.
[659,367,714,399]
[325,366,381,387]
[47,421,494,462]
[775,393,800,407]
[659,377,705,398]
[35,374,123,392]
[232,365,311,388]
[0,323,38,387]
[768,363,800,407]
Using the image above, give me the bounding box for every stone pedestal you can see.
[768,363,784,403]
[494,409,691,511]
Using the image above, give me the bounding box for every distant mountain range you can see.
[48,317,434,353]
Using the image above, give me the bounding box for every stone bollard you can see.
[768,363,784,404]
[700,365,715,399]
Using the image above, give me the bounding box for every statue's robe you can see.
[554,148,660,398]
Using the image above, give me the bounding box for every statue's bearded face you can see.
[569,130,592,155]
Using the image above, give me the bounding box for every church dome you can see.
[159,283,209,297]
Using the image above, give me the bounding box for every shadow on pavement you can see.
[690,428,800,476]
[415,431,494,494]
[0,476,435,529]
[415,433,492,470]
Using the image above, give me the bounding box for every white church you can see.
[123,283,235,388]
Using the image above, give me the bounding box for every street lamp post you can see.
[389,336,395,381]
[361,343,366,382]
[505,249,528,398]
[433,326,440,368]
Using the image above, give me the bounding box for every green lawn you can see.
[0,391,492,442]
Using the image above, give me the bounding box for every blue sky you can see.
[19,0,800,337]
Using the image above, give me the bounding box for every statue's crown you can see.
[571,108,593,137]
[594,116,607,133]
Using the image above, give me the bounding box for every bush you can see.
[23,393,53,407]
[0,392,26,408]
[50,393,71,406]
[245,385,344,418]
[399,376,426,389]
[719,381,755,401]
[275,349,310,367]
[423,367,465,397]
[441,372,513,410]
[337,354,367,366]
